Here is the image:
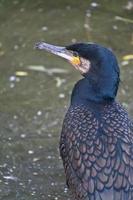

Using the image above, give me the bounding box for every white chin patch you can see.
[78,58,91,74]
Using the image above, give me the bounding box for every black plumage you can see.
[35,42,133,200]
[60,101,133,200]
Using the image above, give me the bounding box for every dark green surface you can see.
[0,0,133,199]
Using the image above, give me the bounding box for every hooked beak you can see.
[35,42,81,65]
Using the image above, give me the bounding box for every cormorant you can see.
[35,42,133,200]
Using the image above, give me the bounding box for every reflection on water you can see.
[0,0,133,199]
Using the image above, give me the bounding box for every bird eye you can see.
[73,52,79,57]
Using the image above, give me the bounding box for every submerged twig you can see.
[27,65,68,75]
[115,16,133,23]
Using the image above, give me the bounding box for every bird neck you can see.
[71,77,118,106]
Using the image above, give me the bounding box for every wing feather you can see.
[60,102,133,200]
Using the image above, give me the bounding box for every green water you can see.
[0,0,133,199]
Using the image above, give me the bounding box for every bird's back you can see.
[60,101,133,200]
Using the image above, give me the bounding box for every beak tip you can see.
[34,42,44,50]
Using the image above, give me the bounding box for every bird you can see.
[35,42,133,200]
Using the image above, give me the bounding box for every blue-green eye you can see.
[73,52,79,57]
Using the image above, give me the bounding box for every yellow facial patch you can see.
[71,56,81,65]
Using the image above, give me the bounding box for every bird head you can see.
[35,42,120,102]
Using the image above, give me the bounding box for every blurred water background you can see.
[0,0,133,199]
